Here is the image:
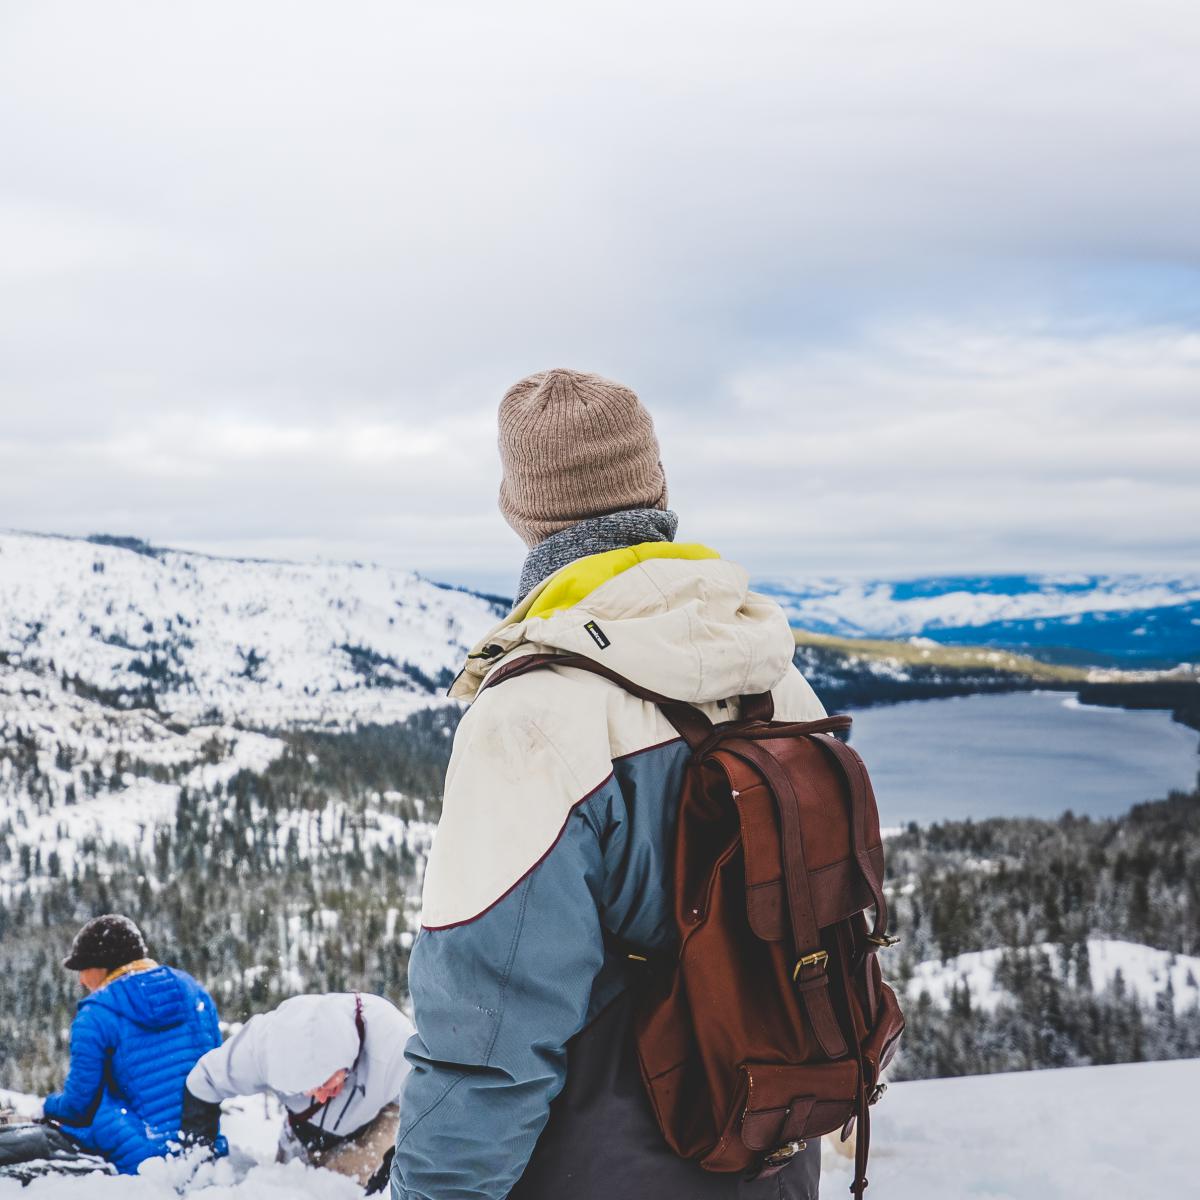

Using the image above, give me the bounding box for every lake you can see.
[845,689,1199,826]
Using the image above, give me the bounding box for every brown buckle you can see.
[763,1139,807,1167]
[792,950,829,979]
[869,1082,887,1104]
[866,933,901,948]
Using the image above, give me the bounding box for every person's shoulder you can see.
[168,966,222,1013]
[467,656,613,735]
[453,659,619,791]
[159,963,205,994]
[463,654,678,765]
[424,660,633,930]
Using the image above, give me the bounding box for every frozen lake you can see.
[846,689,1199,826]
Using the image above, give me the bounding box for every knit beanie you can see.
[62,914,148,971]
[498,368,669,548]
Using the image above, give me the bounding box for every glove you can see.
[178,1084,221,1148]
[364,1145,395,1195]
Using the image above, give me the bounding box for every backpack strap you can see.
[719,738,850,1060]
[352,992,367,1066]
[477,652,773,749]
[833,921,872,1199]
[810,736,891,947]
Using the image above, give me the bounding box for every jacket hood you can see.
[450,544,796,705]
[85,965,190,1032]
[258,994,362,1096]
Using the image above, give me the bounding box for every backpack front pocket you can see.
[700,1058,860,1173]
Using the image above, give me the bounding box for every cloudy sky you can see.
[2,1,1197,595]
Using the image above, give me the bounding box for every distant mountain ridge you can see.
[3,533,1196,737]
[756,572,1200,665]
[0,530,503,727]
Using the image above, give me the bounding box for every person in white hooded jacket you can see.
[185,991,412,1186]
[390,369,826,1200]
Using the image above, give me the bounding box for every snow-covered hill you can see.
[4,1058,1196,1197]
[758,573,1200,664]
[0,532,503,728]
[0,657,286,887]
[909,938,1200,1016]
[0,531,491,897]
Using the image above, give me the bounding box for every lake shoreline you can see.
[844,689,1198,826]
[840,677,1200,735]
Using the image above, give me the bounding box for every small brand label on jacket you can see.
[584,621,610,650]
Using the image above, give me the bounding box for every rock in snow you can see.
[4,1058,1197,1197]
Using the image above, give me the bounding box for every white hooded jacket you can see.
[187,992,412,1137]
[394,543,828,1200]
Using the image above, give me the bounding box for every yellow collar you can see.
[100,958,158,989]
[524,542,720,621]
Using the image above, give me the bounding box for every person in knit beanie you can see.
[498,367,669,546]
[497,368,681,604]
[395,368,828,1199]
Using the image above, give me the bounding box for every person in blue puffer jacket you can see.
[34,914,223,1175]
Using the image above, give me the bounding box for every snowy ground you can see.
[822,1057,1198,1198]
[4,1058,1196,1197]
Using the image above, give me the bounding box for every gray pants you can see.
[509,990,820,1200]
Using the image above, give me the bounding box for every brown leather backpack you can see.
[484,654,904,1198]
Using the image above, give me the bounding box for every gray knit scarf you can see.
[515,508,679,605]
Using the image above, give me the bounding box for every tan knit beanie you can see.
[498,368,669,547]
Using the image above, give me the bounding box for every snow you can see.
[6,1059,1198,1196]
[0,531,500,729]
[756,571,1200,639]
[908,939,1200,1015]
[820,1057,1198,1198]
[0,531,499,895]
[0,661,290,891]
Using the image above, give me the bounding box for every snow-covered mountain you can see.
[757,573,1200,664]
[0,531,503,728]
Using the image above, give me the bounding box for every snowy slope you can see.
[909,939,1200,1016]
[0,531,497,893]
[5,1059,1196,1197]
[0,532,503,727]
[0,659,288,890]
[757,573,1200,663]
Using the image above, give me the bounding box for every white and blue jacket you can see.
[392,545,827,1200]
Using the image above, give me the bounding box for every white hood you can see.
[259,994,361,1095]
[451,554,796,705]
[187,992,414,1137]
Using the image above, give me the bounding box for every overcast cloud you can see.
[2,0,1198,594]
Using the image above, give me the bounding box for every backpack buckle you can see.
[792,950,829,979]
[866,933,901,948]
[763,1139,807,1167]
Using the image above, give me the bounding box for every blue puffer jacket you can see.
[44,964,222,1174]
